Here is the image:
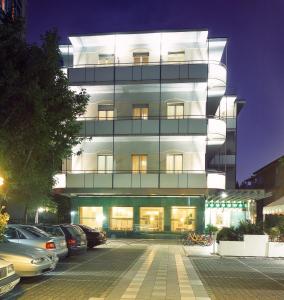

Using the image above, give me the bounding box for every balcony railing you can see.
[54,170,226,190]
[76,115,226,139]
[65,60,226,85]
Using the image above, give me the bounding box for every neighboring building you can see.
[0,0,26,18]
[54,30,262,234]
[242,155,284,221]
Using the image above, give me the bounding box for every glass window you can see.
[140,207,164,232]
[4,228,18,239]
[79,207,104,230]
[167,154,183,173]
[167,103,184,119]
[133,52,149,64]
[132,155,147,174]
[98,54,114,65]
[171,207,196,232]
[110,207,133,231]
[98,104,114,120]
[98,155,113,173]
[133,104,149,120]
[168,51,185,62]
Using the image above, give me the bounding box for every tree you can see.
[0,14,89,221]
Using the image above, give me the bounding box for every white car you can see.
[0,240,59,277]
[0,258,20,296]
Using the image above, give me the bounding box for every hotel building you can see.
[55,30,264,234]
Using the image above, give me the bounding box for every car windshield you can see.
[21,226,50,238]
[41,226,64,237]
[65,226,81,236]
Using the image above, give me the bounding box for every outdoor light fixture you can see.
[70,211,77,216]
[37,207,45,213]
[221,192,228,199]
[0,177,4,186]
[96,214,106,222]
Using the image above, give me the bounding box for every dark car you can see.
[76,224,107,249]
[58,224,87,256]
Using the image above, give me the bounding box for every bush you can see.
[236,220,264,238]
[216,227,239,243]
[205,224,219,235]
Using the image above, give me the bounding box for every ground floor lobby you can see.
[70,196,252,234]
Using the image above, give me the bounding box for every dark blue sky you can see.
[26,0,284,182]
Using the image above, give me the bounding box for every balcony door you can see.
[167,154,183,173]
[132,155,147,174]
[133,52,149,64]
[133,104,149,120]
[98,104,114,120]
[97,155,113,173]
[168,51,185,63]
[167,103,184,119]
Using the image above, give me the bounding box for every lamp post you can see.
[35,207,45,224]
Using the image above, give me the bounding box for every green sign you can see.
[205,201,247,209]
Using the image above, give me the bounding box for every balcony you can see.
[53,170,225,190]
[77,116,208,137]
[67,61,210,85]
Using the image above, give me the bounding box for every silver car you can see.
[0,258,20,296]
[5,225,68,259]
[0,239,58,277]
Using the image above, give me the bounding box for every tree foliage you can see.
[0,15,89,214]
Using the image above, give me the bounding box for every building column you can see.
[133,206,140,232]
[103,206,109,231]
[164,206,171,232]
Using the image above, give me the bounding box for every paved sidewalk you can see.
[6,240,210,300]
[106,243,210,300]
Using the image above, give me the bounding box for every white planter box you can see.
[218,241,245,256]
[268,242,284,257]
[218,235,269,257]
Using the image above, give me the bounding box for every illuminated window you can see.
[98,54,114,65]
[79,207,104,229]
[167,103,184,119]
[167,154,183,173]
[98,104,114,120]
[97,155,113,173]
[132,155,147,174]
[140,207,164,232]
[133,104,149,120]
[133,52,149,64]
[171,207,196,232]
[168,51,185,62]
[110,207,133,231]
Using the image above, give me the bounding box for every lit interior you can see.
[171,206,196,232]
[110,207,133,231]
[79,207,104,229]
[140,207,164,232]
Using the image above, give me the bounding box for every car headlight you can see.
[31,258,44,264]
[7,264,14,274]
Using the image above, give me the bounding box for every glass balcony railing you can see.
[53,170,225,190]
[75,115,225,139]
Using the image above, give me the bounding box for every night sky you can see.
[26,0,284,183]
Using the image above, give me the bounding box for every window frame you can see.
[97,154,113,174]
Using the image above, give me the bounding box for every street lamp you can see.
[0,177,4,186]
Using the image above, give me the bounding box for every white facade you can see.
[57,30,239,193]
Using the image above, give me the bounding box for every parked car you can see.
[4,224,68,259]
[33,224,69,259]
[58,224,87,256]
[0,239,58,277]
[77,224,107,249]
[0,259,20,296]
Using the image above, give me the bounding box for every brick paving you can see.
[191,256,284,300]
[5,239,209,300]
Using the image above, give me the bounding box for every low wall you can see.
[218,235,271,257]
[268,242,284,258]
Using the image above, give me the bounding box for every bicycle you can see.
[182,231,213,246]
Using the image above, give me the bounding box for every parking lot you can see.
[191,256,284,300]
[4,239,284,300]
